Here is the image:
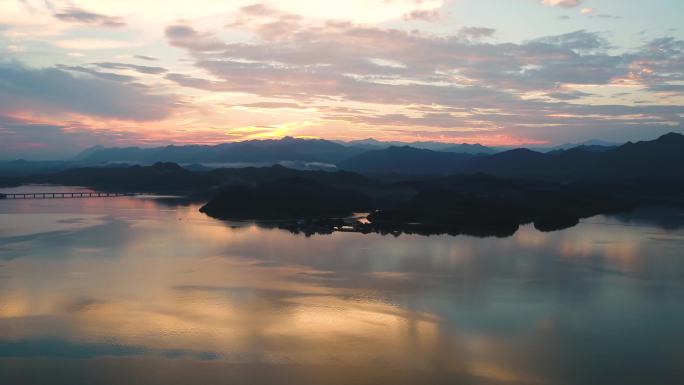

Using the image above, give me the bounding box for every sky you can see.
[1,0,683,159]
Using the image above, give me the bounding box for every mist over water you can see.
[1,187,683,385]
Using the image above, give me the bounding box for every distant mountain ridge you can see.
[339,132,684,180]
[57,132,684,181]
[75,137,367,165]
[74,136,499,165]
[341,138,498,154]
[74,137,629,166]
[470,132,684,180]
[547,139,621,152]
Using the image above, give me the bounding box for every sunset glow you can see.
[1,0,683,158]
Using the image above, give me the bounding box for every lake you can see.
[1,186,683,385]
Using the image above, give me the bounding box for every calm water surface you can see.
[1,186,683,385]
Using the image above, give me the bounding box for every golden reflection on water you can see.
[0,253,445,367]
[1,193,683,384]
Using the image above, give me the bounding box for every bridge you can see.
[0,192,138,200]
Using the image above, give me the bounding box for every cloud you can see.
[165,25,226,52]
[53,38,134,50]
[4,1,680,147]
[590,14,621,20]
[403,9,440,22]
[160,12,684,143]
[235,102,305,109]
[545,89,593,100]
[54,62,168,85]
[0,61,176,121]
[624,37,684,85]
[541,0,583,8]
[165,73,232,92]
[458,27,496,39]
[239,3,280,16]
[169,14,625,96]
[249,0,445,23]
[531,30,609,51]
[52,7,126,27]
[56,65,136,82]
[134,55,159,61]
[648,84,684,95]
[93,62,168,75]
[0,115,148,159]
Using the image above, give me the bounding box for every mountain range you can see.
[338,133,684,181]
[340,138,499,154]
[71,136,626,166]
[3,133,680,183]
[74,137,366,165]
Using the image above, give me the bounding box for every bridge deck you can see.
[0,192,137,199]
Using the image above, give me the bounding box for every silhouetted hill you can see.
[441,143,498,154]
[0,177,21,188]
[338,146,476,174]
[342,138,498,153]
[547,144,616,154]
[76,137,366,165]
[37,162,217,193]
[206,164,372,188]
[73,145,105,160]
[601,132,684,179]
[547,139,621,152]
[197,170,646,236]
[19,163,373,195]
[0,160,76,176]
[211,137,364,163]
[367,175,635,235]
[460,132,684,181]
[151,145,213,163]
[200,177,372,220]
[76,146,156,163]
[458,148,546,176]
[337,132,684,180]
